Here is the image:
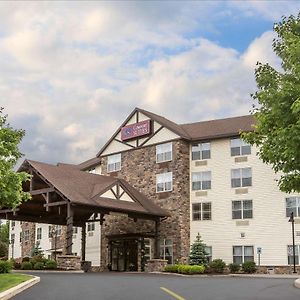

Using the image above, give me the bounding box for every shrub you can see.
[45,260,57,270]
[178,264,191,274]
[0,260,13,273]
[209,259,226,273]
[164,264,179,273]
[33,262,44,270]
[242,261,256,273]
[189,265,205,274]
[21,262,33,270]
[22,256,30,262]
[30,255,46,265]
[229,263,240,273]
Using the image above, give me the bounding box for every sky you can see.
[1,1,300,165]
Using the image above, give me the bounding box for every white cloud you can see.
[0,2,297,165]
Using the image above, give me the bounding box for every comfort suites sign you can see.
[121,120,151,141]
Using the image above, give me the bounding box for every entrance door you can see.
[110,239,138,271]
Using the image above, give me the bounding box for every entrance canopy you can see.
[0,159,169,227]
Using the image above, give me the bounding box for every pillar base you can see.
[57,255,81,270]
[145,259,168,272]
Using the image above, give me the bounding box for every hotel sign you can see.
[121,120,151,141]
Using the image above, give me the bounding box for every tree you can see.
[0,107,31,208]
[0,221,9,257]
[30,243,44,257]
[242,13,300,193]
[189,233,208,265]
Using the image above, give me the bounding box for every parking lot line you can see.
[160,287,186,300]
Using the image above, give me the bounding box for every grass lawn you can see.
[0,273,33,292]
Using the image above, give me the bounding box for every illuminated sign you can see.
[121,120,151,141]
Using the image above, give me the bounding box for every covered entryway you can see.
[0,160,169,271]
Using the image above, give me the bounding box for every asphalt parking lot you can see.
[13,272,300,300]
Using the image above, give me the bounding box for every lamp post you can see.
[288,212,297,274]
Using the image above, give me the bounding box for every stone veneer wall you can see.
[21,222,36,257]
[100,140,190,269]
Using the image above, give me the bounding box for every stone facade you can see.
[57,255,81,270]
[21,222,36,257]
[100,140,190,269]
[145,259,168,272]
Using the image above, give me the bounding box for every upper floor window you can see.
[11,221,15,228]
[11,233,15,244]
[24,229,30,242]
[192,142,211,160]
[233,245,254,264]
[156,143,172,163]
[87,222,95,232]
[88,168,96,174]
[231,168,252,188]
[37,227,42,240]
[192,171,211,190]
[192,202,212,221]
[107,153,121,172]
[231,138,251,156]
[156,172,172,193]
[232,200,253,219]
[48,226,52,238]
[286,197,300,218]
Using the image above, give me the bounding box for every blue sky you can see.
[1,1,300,164]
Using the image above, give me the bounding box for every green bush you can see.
[30,255,46,265]
[189,265,205,274]
[33,262,44,270]
[45,260,57,270]
[178,265,191,274]
[229,263,240,273]
[209,259,226,273]
[242,261,256,273]
[164,264,179,273]
[22,256,30,262]
[21,261,33,270]
[0,260,13,273]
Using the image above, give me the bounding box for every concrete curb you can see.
[13,269,84,274]
[294,278,300,289]
[0,275,40,300]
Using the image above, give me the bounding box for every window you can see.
[192,203,212,221]
[48,226,52,238]
[286,197,300,218]
[231,168,252,188]
[156,143,172,163]
[233,246,254,264]
[232,200,253,219]
[88,168,96,174]
[205,246,212,263]
[11,221,15,228]
[230,138,251,156]
[87,222,95,231]
[156,172,172,192]
[56,225,62,236]
[192,142,211,160]
[107,153,121,172]
[11,233,15,244]
[144,238,152,261]
[287,245,299,265]
[24,230,30,242]
[19,232,22,243]
[73,227,78,234]
[160,239,173,264]
[192,171,211,190]
[37,227,42,240]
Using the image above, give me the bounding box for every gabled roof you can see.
[20,160,168,218]
[77,157,101,171]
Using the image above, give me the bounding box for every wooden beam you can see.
[43,201,68,208]
[81,223,86,261]
[30,187,55,196]
[0,208,19,214]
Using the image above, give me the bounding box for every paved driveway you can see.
[13,272,300,300]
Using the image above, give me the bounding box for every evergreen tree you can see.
[31,242,43,257]
[189,233,208,265]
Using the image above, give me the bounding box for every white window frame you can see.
[287,245,299,265]
[230,138,251,156]
[192,171,211,190]
[192,142,211,160]
[11,233,15,244]
[231,168,252,188]
[107,153,121,172]
[232,200,253,219]
[24,229,30,242]
[286,197,300,218]
[156,142,172,163]
[144,238,152,261]
[156,172,173,193]
[160,239,173,264]
[87,222,95,232]
[233,245,254,264]
[37,227,42,240]
[205,246,212,263]
[192,202,212,221]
